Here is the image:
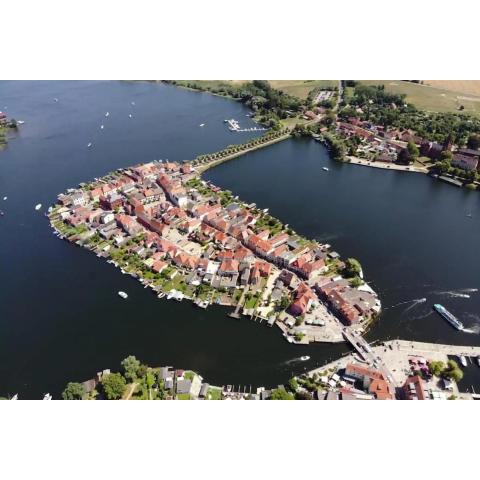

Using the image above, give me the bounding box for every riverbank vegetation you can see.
[428,359,464,383]
[193,127,291,167]
[165,80,302,124]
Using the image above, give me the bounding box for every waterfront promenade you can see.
[347,156,428,173]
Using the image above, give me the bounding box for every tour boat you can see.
[300,356,310,361]
[458,355,467,367]
[87,142,92,148]
[433,304,464,331]
[118,291,128,299]
[322,167,329,171]
[35,203,42,211]
[105,112,110,117]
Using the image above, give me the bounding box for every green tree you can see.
[428,360,445,377]
[62,382,85,400]
[121,355,141,382]
[287,377,298,393]
[440,150,453,161]
[270,388,294,400]
[343,258,362,278]
[443,360,464,383]
[407,141,419,158]
[467,134,480,150]
[101,373,127,400]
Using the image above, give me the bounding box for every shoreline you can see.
[48,158,380,347]
[346,156,429,173]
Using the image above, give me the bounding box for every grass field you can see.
[268,80,338,99]
[359,80,480,114]
[174,80,337,100]
[424,81,480,97]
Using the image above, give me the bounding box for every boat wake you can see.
[432,289,474,299]
[388,298,426,310]
[282,357,309,366]
[461,313,480,334]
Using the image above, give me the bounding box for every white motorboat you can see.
[87,142,92,148]
[300,356,310,361]
[199,123,205,127]
[458,355,467,367]
[3,196,7,200]
[35,203,42,211]
[17,120,25,125]
[131,101,135,106]
[476,356,480,367]
[128,114,132,118]
[105,112,110,117]
[322,167,329,172]
[11,394,18,400]
[43,393,52,400]
[100,125,104,129]
[118,291,128,299]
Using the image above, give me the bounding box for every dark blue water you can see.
[1,81,479,398]
[204,139,480,345]
[0,81,341,398]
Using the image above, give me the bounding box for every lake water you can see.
[1,81,479,398]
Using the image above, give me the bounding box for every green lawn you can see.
[206,388,222,400]
[177,393,191,400]
[359,80,480,115]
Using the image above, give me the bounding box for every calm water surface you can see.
[1,81,479,398]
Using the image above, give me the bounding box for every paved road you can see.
[343,327,398,387]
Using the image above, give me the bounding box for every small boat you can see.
[105,112,110,117]
[53,98,58,102]
[0,210,4,216]
[3,196,7,200]
[43,393,52,400]
[17,120,25,125]
[466,213,472,218]
[300,356,310,361]
[458,355,467,367]
[87,142,92,148]
[100,125,104,129]
[476,356,480,367]
[199,123,205,127]
[118,291,128,299]
[131,101,135,106]
[128,114,132,118]
[35,203,42,211]
[322,167,329,172]
[11,394,18,400]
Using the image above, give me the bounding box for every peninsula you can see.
[48,159,380,345]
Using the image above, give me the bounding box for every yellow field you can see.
[268,80,338,99]
[359,80,480,115]
[424,80,480,97]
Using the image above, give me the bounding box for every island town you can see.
[48,159,381,347]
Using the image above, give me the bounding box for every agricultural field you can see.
[268,80,338,99]
[358,80,480,115]
[424,80,480,97]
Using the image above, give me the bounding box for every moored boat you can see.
[458,355,467,367]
